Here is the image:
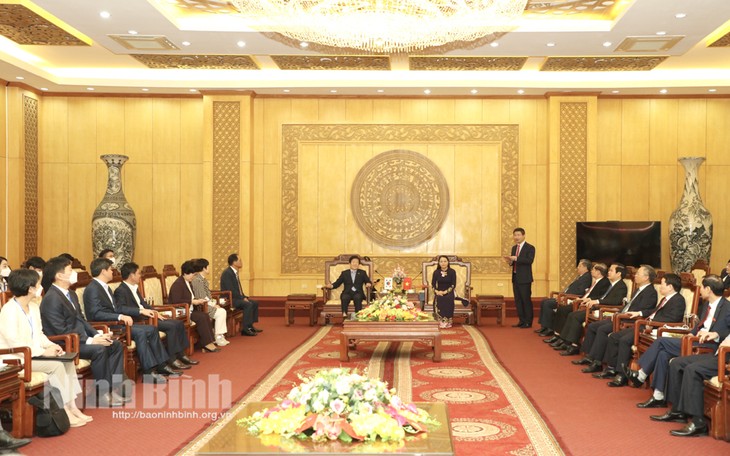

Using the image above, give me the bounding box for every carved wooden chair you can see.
[422,256,473,324]
[690,259,711,285]
[584,273,635,327]
[319,255,374,325]
[0,290,11,306]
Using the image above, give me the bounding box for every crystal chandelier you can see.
[229,0,529,54]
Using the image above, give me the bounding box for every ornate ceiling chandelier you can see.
[229,0,529,54]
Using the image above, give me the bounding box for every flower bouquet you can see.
[238,368,439,444]
[356,292,434,322]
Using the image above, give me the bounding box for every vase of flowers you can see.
[392,266,406,292]
[238,368,439,444]
[356,292,434,322]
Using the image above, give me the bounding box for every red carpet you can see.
[479,317,730,455]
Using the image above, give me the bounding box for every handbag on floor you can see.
[28,386,70,437]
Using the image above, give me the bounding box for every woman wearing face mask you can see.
[98,249,116,267]
[0,257,10,292]
[0,269,92,427]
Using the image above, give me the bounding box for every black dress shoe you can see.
[650,411,688,423]
[551,341,567,350]
[178,354,199,365]
[512,323,524,328]
[670,422,708,437]
[593,369,616,379]
[572,357,592,365]
[560,345,580,356]
[627,369,644,388]
[241,328,257,336]
[250,326,263,333]
[607,375,628,387]
[520,324,533,329]
[544,336,559,344]
[637,397,667,408]
[541,329,554,337]
[143,372,167,384]
[534,327,546,334]
[581,362,603,373]
[0,429,30,450]
[171,359,191,370]
[158,365,183,377]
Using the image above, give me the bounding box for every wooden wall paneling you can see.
[260,162,281,280]
[67,98,98,165]
[478,143,502,257]
[620,166,650,221]
[151,164,181,267]
[705,166,730,273]
[180,99,203,164]
[453,99,482,124]
[345,99,373,122]
[534,163,550,292]
[596,99,621,165]
[621,99,650,165]
[706,100,730,165]
[518,163,538,255]
[510,99,538,165]
[425,143,455,254]
[261,99,290,166]
[400,99,428,123]
[152,99,181,164]
[124,99,153,164]
[481,100,510,124]
[536,100,549,166]
[454,143,491,255]
[317,143,346,254]
[344,143,374,254]
[96,98,125,155]
[372,99,401,122]
[124,163,153,267]
[676,99,707,159]
[5,157,23,263]
[649,99,678,165]
[68,163,98,264]
[595,165,622,219]
[290,99,319,123]
[316,99,345,123]
[648,164,677,271]
[39,163,69,259]
[297,143,319,255]
[179,164,204,263]
[0,87,5,254]
[39,97,68,164]
[426,99,455,123]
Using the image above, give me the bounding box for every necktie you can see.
[513,244,520,273]
[600,282,615,300]
[64,290,79,313]
[621,287,641,313]
[648,297,667,321]
[583,280,597,298]
[699,303,716,331]
[236,272,244,295]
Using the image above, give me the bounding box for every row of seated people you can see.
[533,259,730,439]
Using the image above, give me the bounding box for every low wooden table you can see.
[284,294,318,326]
[474,294,506,326]
[340,321,442,362]
[195,401,453,455]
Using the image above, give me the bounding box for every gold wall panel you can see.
[409,56,527,71]
[281,124,519,275]
[131,54,259,70]
[212,101,241,289]
[541,56,667,71]
[271,55,390,71]
[0,3,89,45]
[558,102,588,286]
[708,30,730,47]
[23,95,38,258]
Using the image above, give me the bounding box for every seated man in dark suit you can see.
[651,333,730,437]
[84,258,179,383]
[324,255,372,317]
[628,274,730,408]
[220,253,259,336]
[536,259,592,336]
[554,263,628,356]
[40,256,127,407]
[114,262,198,370]
[721,259,730,290]
[575,264,658,373]
[600,273,685,386]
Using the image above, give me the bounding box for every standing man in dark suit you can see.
[628,274,730,408]
[503,228,535,328]
[324,255,372,317]
[220,253,260,336]
[114,262,198,370]
[40,256,126,407]
[575,264,658,373]
[536,259,592,336]
[603,273,686,386]
[84,258,178,383]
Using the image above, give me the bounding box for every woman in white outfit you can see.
[191,258,229,346]
[0,269,92,427]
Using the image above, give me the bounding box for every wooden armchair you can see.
[0,291,11,306]
[319,255,374,325]
[422,255,474,324]
[690,259,710,286]
[585,275,635,327]
[0,347,46,437]
[210,289,242,337]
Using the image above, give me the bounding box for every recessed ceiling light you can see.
[377,89,384,93]
[189,89,197,92]
[603,41,613,47]
[330,89,337,93]
[423,89,431,95]
[517,89,525,94]
[87,87,95,91]
[659,89,668,94]
[611,90,620,94]
[656,31,667,36]
[675,13,686,19]
[300,41,309,48]
[99,11,111,19]
[490,42,499,48]
[40,88,48,91]
[546,42,556,47]
[128,30,138,35]
[15,76,24,80]
[182,41,191,46]
[470,89,478,94]
[283,89,290,93]
[141,88,149,92]
[237,40,246,48]
[708,88,717,92]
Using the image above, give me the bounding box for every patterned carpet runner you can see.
[180,325,563,455]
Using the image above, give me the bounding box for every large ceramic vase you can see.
[92,154,136,265]
[668,157,712,273]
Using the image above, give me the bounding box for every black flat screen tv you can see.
[576,221,661,268]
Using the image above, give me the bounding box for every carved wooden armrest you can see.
[88,320,132,344]
[613,312,634,332]
[160,303,191,322]
[0,347,32,382]
[47,333,80,364]
[634,319,677,343]
[597,305,622,318]
[657,326,691,338]
[718,346,730,384]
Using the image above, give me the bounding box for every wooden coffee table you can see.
[340,321,442,362]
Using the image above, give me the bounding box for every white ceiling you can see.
[1,0,730,96]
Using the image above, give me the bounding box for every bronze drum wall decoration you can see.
[351,150,449,248]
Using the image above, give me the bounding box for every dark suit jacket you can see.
[113,281,147,319]
[331,268,371,296]
[510,242,535,284]
[648,293,686,323]
[84,279,123,322]
[40,285,97,341]
[692,297,730,344]
[220,267,246,305]
[168,275,193,305]
[565,272,592,295]
[596,280,628,306]
[721,270,730,290]
[623,284,659,314]
[585,277,610,300]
